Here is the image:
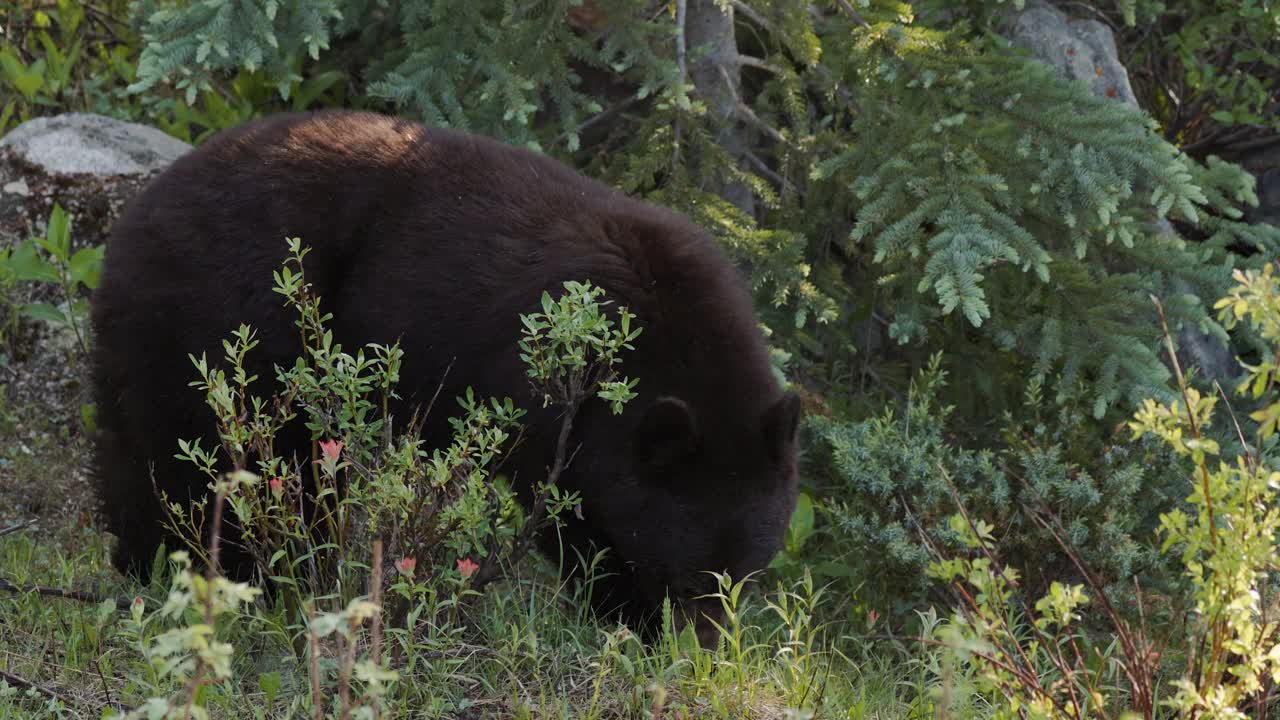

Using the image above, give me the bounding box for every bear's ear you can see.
[762,391,802,462]
[634,396,699,468]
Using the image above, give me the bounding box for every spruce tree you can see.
[125,0,1278,426]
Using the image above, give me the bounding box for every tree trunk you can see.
[685,0,755,217]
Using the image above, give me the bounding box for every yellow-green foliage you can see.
[924,267,1280,719]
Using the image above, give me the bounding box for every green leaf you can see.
[0,51,45,101]
[292,70,344,111]
[69,246,105,290]
[784,492,815,553]
[43,203,71,261]
[257,671,282,704]
[20,302,68,326]
[80,402,97,434]
[0,100,14,132]
[6,241,58,283]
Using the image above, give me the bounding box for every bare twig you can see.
[937,477,1058,703]
[1214,379,1258,474]
[309,605,324,720]
[728,0,767,29]
[1027,506,1154,719]
[471,394,583,591]
[715,64,791,147]
[742,149,791,193]
[369,538,384,720]
[737,55,784,75]
[554,95,645,146]
[1151,295,1218,551]
[338,618,356,720]
[732,0,822,112]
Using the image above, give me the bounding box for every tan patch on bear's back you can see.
[268,113,430,167]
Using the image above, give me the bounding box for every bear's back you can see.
[98,109,773,427]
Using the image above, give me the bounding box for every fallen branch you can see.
[0,519,36,539]
[0,577,129,611]
[0,668,79,709]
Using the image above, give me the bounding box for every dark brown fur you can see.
[89,110,800,636]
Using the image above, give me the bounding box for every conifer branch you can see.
[744,150,791,194]
[716,64,790,147]
[728,0,767,30]
[725,3,856,112]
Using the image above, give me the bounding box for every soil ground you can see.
[0,148,151,567]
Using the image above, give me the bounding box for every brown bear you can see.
[89,110,800,641]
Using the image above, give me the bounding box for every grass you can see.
[0,296,978,719]
[0,510,977,719]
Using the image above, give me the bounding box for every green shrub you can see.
[156,239,640,631]
[1114,0,1280,144]
[0,204,103,358]
[923,268,1280,719]
[0,0,145,133]
[794,352,1190,624]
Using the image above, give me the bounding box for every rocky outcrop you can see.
[1005,0,1242,385]
[0,113,188,250]
[1004,1,1138,107]
[0,114,191,435]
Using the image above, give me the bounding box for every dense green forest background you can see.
[2,0,1280,717]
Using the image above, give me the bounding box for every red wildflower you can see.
[269,477,284,498]
[394,557,417,576]
[319,439,344,461]
[457,557,479,579]
[867,609,879,629]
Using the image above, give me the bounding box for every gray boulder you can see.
[0,112,190,177]
[1255,168,1280,228]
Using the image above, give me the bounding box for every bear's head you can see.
[562,388,803,646]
